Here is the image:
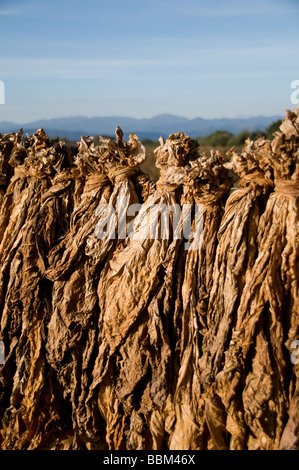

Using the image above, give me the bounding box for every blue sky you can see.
[0,0,298,123]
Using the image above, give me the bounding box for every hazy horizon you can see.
[0,111,286,126]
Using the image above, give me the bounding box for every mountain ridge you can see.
[0,113,283,141]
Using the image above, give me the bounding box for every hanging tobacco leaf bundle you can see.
[209,107,299,450]
[45,129,146,448]
[199,139,274,396]
[168,150,233,450]
[86,133,202,450]
[0,131,28,249]
[0,129,74,449]
[0,130,47,341]
[0,132,19,208]
[0,110,298,451]
[196,135,276,451]
[0,132,33,403]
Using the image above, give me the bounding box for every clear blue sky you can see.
[0,0,298,123]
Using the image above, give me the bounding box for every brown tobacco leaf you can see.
[0,132,18,208]
[197,138,275,450]
[45,130,147,446]
[0,129,74,449]
[168,150,233,450]
[0,109,298,450]
[205,107,299,450]
[200,141,274,391]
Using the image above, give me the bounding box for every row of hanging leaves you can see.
[0,107,298,450]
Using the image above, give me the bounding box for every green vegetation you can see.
[197,129,263,149]
[196,119,282,149]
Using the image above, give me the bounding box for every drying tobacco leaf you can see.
[0,109,298,450]
[168,150,233,450]
[88,133,200,449]
[0,129,74,449]
[209,107,299,450]
[45,129,146,448]
[195,136,275,450]
[0,132,19,208]
[199,140,274,392]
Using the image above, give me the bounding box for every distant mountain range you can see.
[0,113,284,141]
